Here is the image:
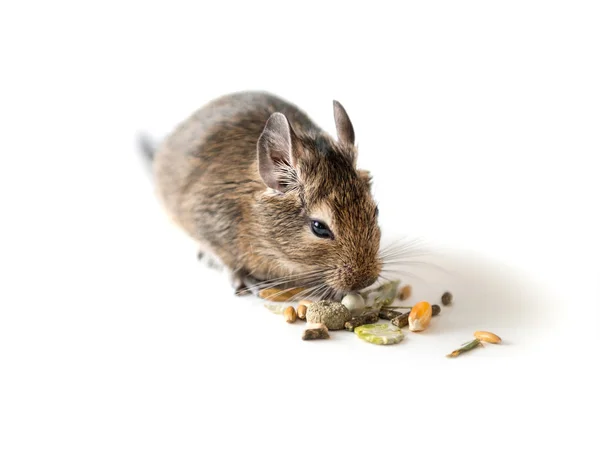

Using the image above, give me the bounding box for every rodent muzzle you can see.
[334,264,380,292]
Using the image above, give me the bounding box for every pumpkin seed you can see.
[354,323,404,345]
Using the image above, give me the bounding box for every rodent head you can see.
[255,100,382,297]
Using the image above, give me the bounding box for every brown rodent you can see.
[141,91,382,300]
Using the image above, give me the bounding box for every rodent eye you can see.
[310,220,334,240]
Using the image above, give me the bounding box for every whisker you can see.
[308,284,331,302]
[253,268,324,285]
[381,260,451,276]
[239,269,325,294]
[378,237,432,260]
[247,276,324,300]
[287,282,328,302]
[380,248,432,258]
[379,246,433,259]
[312,284,331,302]
[379,268,427,284]
[256,283,318,302]
[376,274,393,283]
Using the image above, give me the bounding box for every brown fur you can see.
[152,91,381,298]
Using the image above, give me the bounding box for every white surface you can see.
[1,1,599,451]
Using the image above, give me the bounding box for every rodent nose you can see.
[337,265,380,292]
[350,274,379,291]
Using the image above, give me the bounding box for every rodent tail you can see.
[136,132,158,176]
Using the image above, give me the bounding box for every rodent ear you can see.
[257,112,299,193]
[333,100,355,147]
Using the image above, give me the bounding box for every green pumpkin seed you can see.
[354,323,405,345]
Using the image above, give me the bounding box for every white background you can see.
[1,1,599,451]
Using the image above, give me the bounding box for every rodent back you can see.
[152,92,323,258]
[166,91,320,160]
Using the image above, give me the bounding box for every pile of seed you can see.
[262,285,504,357]
[261,282,453,346]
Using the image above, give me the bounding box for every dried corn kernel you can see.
[474,331,502,344]
[408,301,432,332]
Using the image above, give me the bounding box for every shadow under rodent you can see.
[141,91,382,301]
